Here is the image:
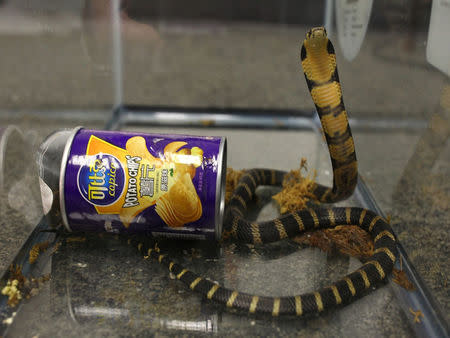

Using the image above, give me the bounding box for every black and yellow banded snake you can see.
[130,27,397,317]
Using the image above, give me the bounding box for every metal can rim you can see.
[214,137,227,240]
[59,126,84,232]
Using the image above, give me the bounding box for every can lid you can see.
[37,127,82,228]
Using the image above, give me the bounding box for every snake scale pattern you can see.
[132,27,397,316]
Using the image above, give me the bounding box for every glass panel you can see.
[0,0,116,112]
[0,0,448,336]
[1,123,414,336]
[118,1,446,115]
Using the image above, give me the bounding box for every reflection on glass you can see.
[0,125,42,225]
[82,0,161,70]
[426,0,450,76]
[50,235,220,333]
[0,125,43,276]
[392,81,450,216]
[335,0,373,61]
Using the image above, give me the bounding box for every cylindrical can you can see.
[38,127,227,240]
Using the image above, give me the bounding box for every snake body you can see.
[301,27,358,202]
[132,27,397,316]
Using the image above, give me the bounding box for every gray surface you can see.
[0,10,445,118]
[122,25,445,119]
[0,115,447,337]
[2,183,414,337]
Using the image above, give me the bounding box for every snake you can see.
[130,27,397,317]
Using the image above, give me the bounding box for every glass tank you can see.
[0,1,448,337]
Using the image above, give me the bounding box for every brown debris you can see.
[271,159,374,258]
[66,236,87,243]
[409,307,424,323]
[225,168,246,204]
[8,264,27,287]
[293,226,374,259]
[392,268,415,291]
[1,265,51,307]
[28,241,50,264]
[386,214,392,224]
[50,241,62,255]
[226,159,375,260]
[2,265,26,307]
[201,120,214,127]
[272,158,318,214]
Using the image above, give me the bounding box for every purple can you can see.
[38,127,227,240]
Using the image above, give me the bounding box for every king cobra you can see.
[130,27,397,316]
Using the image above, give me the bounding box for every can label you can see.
[63,129,225,240]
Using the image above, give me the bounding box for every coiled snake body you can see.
[132,27,397,317]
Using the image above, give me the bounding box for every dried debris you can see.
[1,265,51,308]
[272,158,318,213]
[1,279,22,307]
[392,257,415,291]
[66,236,87,243]
[225,168,246,204]
[225,159,375,259]
[409,307,424,323]
[28,241,50,264]
[392,268,415,291]
[50,240,62,255]
[293,225,374,259]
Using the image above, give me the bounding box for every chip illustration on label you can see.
[80,135,205,228]
[43,128,226,240]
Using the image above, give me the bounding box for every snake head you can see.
[306,27,327,39]
[305,27,328,50]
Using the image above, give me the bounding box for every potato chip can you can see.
[39,127,227,240]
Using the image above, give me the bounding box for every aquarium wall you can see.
[0,0,448,336]
[0,1,445,116]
